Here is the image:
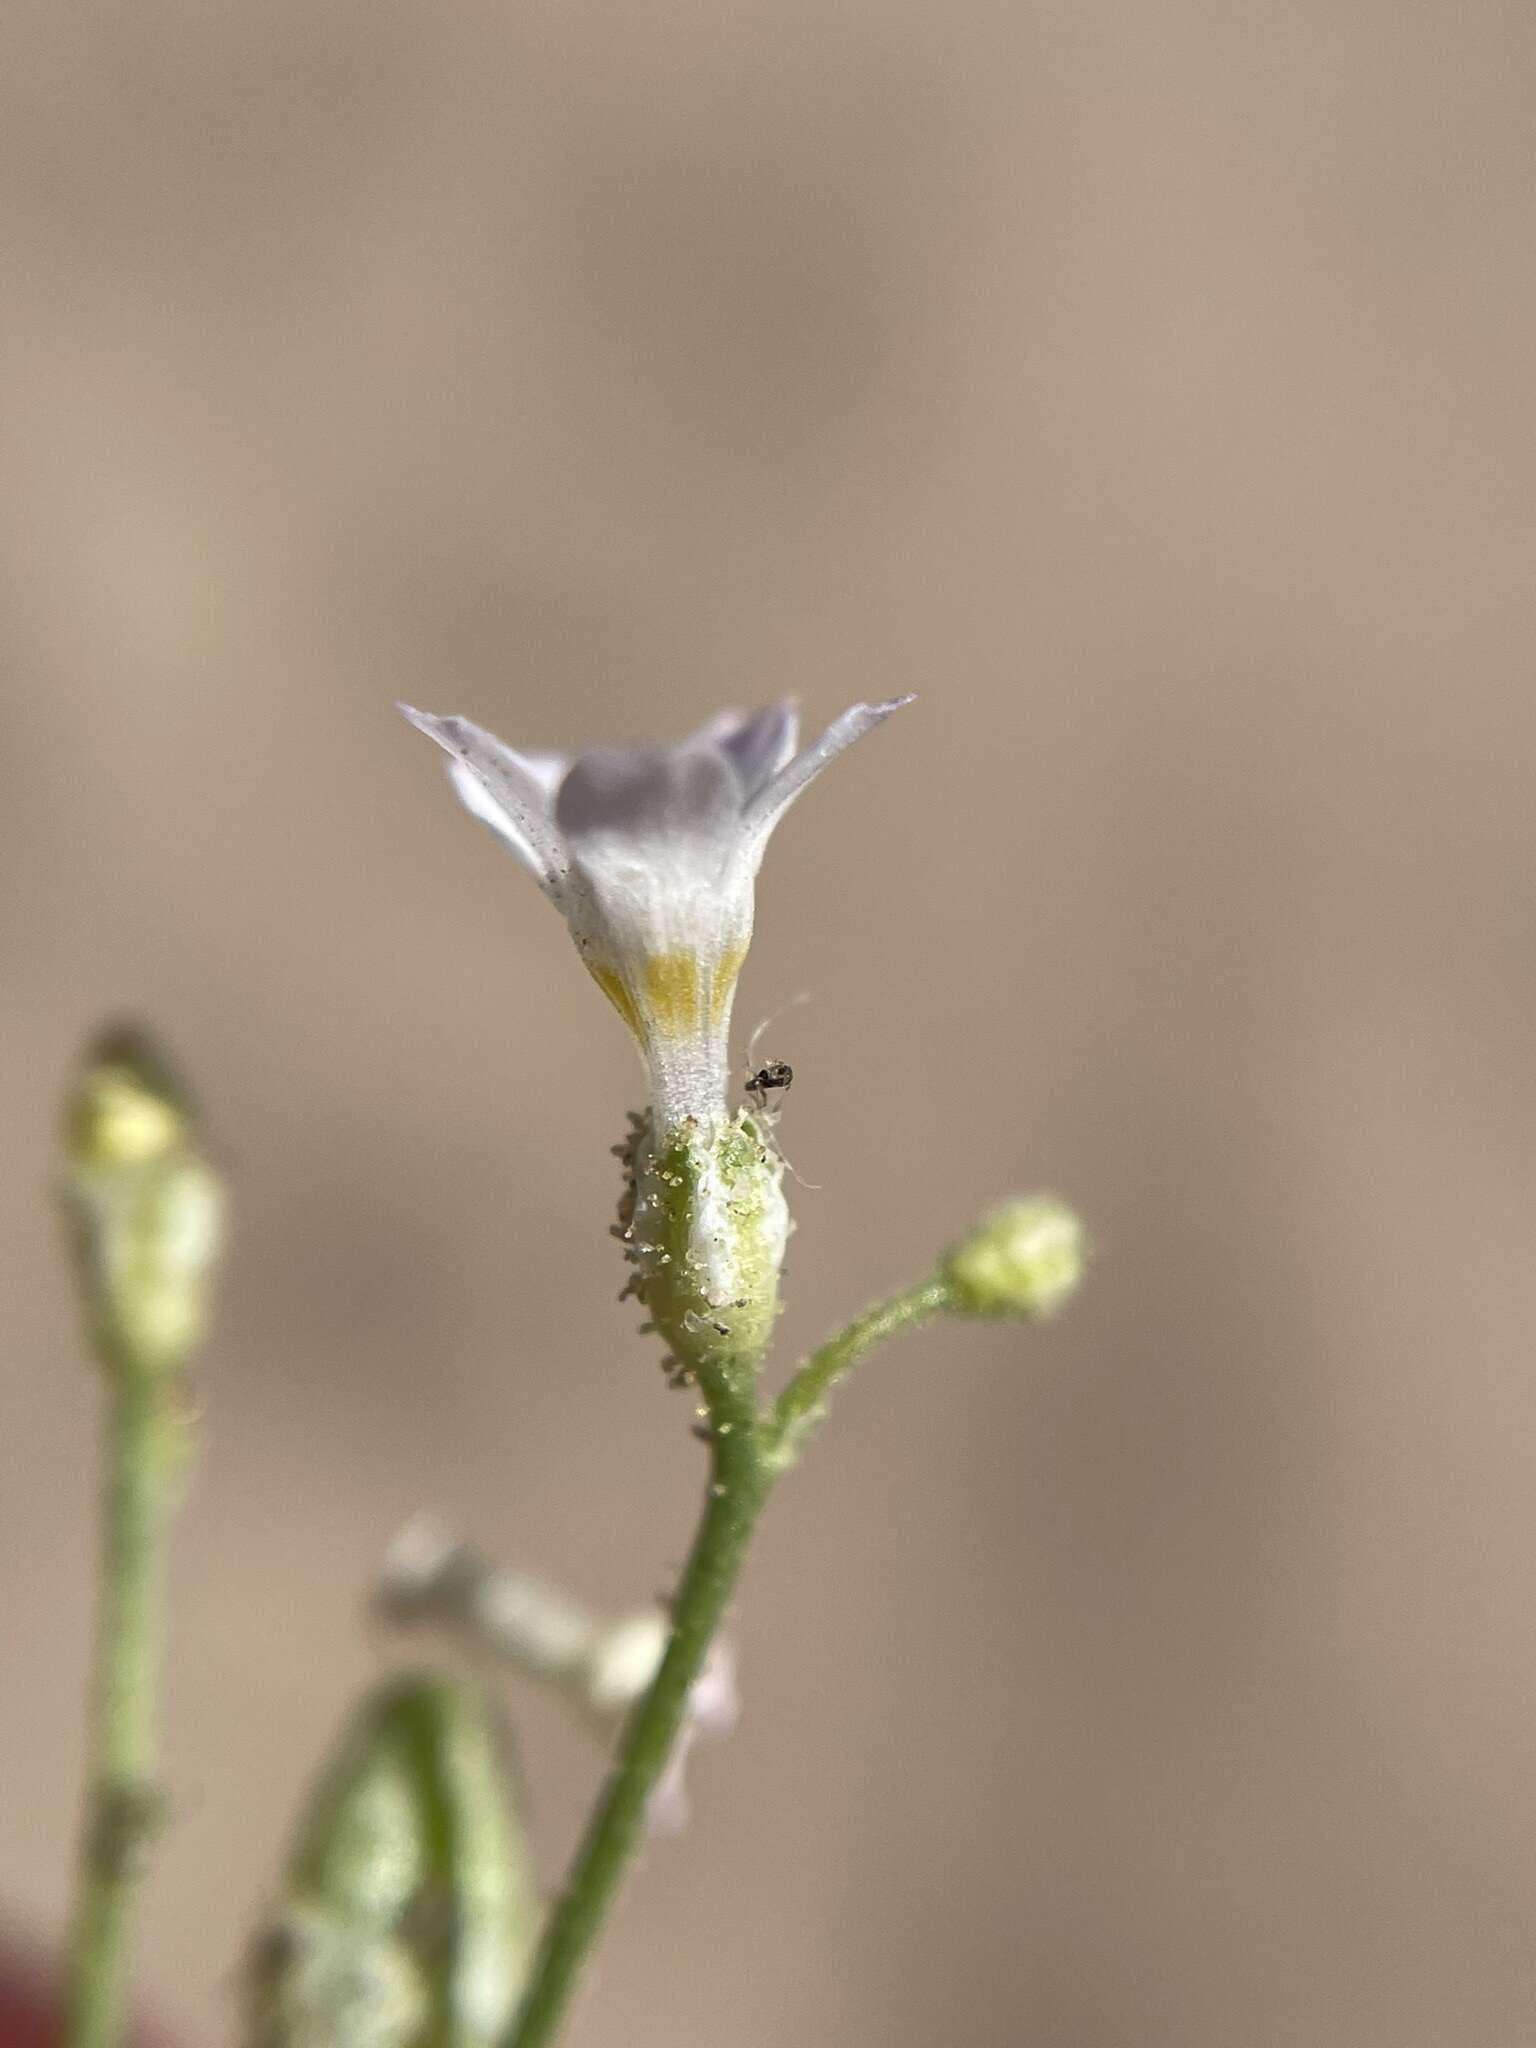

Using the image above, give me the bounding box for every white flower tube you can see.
[403,695,912,1389]
[399,699,911,1134]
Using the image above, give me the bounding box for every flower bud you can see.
[245,1675,538,2048]
[61,1026,225,1377]
[940,1196,1086,1320]
[616,1111,790,1391]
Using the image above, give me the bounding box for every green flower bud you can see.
[940,1196,1086,1320]
[246,1674,539,2048]
[61,1026,225,1377]
[615,1111,789,1394]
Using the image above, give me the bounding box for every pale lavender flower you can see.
[399,699,911,1132]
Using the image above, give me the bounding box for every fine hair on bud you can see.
[614,1110,790,1395]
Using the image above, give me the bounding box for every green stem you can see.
[765,1276,952,1466]
[63,1373,183,2048]
[503,1275,954,2046]
[506,1392,768,2048]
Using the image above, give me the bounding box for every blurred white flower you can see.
[400,699,911,1131]
[377,1516,737,1837]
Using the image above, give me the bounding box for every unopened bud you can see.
[61,1025,225,1376]
[940,1196,1086,1320]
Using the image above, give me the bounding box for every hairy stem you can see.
[503,1266,955,2045]
[505,1392,768,2048]
[63,1373,184,2048]
[765,1276,952,1466]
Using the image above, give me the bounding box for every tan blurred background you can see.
[4,1,1536,2042]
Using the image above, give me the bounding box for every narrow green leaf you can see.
[246,1674,540,2048]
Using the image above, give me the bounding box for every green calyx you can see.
[615,1112,789,1403]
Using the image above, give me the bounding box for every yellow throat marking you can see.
[588,946,745,1042]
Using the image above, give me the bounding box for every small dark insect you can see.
[745,1058,793,1117]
